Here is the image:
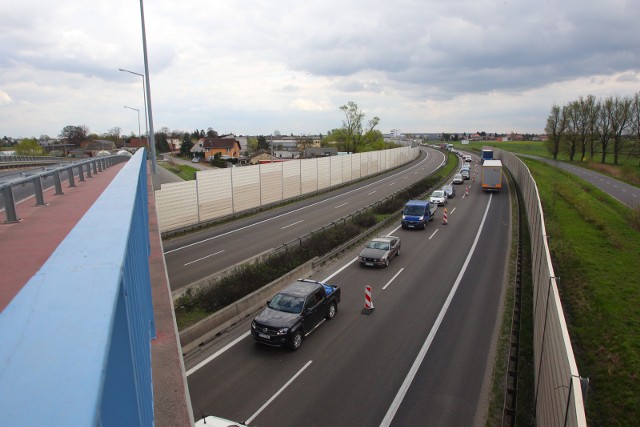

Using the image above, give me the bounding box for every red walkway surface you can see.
[0,162,192,426]
[0,164,125,312]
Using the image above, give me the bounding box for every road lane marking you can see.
[186,331,250,376]
[245,360,313,425]
[368,190,377,195]
[334,202,348,209]
[380,193,493,427]
[281,220,304,229]
[184,250,225,266]
[429,229,438,239]
[382,268,404,290]
[165,149,437,255]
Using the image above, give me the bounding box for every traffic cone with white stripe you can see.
[465,186,469,197]
[361,285,374,314]
[442,208,448,225]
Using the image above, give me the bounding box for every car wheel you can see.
[397,248,401,256]
[384,258,390,267]
[326,303,337,320]
[289,331,303,351]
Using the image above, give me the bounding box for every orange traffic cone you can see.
[442,208,448,225]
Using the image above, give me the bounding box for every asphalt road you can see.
[519,155,640,209]
[185,151,512,426]
[163,148,448,291]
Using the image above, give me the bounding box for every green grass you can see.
[159,162,198,180]
[449,140,640,186]
[522,157,640,426]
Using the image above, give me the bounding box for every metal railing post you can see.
[68,166,76,187]
[78,163,86,182]
[1,185,20,223]
[32,176,46,206]
[53,171,64,195]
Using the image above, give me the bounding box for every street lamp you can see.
[138,0,157,173]
[124,106,141,151]
[118,68,149,145]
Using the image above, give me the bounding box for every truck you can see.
[251,279,341,351]
[481,148,493,164]
[481,159,502,191]
[401,199,437,229]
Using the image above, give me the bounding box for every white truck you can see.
[481,159,502,191]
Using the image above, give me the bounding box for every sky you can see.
[1,0,639,139]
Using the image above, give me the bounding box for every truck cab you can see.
[401,199,437,229]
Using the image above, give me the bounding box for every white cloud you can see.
[1,0,639,138]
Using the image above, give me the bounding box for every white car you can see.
[452,173,464,184]
[430,190,447,206]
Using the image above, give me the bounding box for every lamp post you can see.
[138,0,157,173]
[118,68,149,145]
[124,106,141,150]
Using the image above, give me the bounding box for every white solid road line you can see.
[380,193,493,427]
[245,360,313,425]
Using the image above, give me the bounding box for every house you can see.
[127,137,148,149]
[249,152,275,164]
[193,137,242,160]
[304,147,337,157]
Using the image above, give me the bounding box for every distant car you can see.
[461,169,470,180]
[463,155,473,163]
[452,173,464,184]
[442,185,455,198]
[463,162,471,169]
[430,189,448,206]
[359,236,401,267]
[191,157,200,163]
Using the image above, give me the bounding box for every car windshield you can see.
[367,241,390,250]
[432,191,444,198]
[268,294,304,313]
[404,205,425,215]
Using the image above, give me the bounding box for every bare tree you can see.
[597,97,614,164]
[564,100,581,161]
[577,95,599,161]
[340,101,380,153]
[609,96,632,164]
[544,104,567,160]
[628,92,640,165]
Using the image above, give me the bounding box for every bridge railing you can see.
[0,149,156,426]
[495,148,587,426]
[0,155,130,223]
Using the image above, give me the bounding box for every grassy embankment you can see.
[161,161,199,180]
[454,140,640,186]
[522,157,639,425]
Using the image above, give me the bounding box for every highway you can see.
[184,151,512,426]
[163,148,448,291]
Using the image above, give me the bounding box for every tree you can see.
[629,92,640,165]
[598,97,615,164]
[339,101,380,153]
[154,132,170,153]
[15,138,46,156]
[206,128,218,138]
[544,104,567,160]
[609,95,632,165]
[180,134,194,157]
[59,125,87,146]
[564,100,581,161]
[257,135,270,151]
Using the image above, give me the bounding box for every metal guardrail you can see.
[0,149,155,425]
[0,155,130,223]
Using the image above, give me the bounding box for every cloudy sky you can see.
[1,0,639,139]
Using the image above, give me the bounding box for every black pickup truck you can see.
[251,279,341,351]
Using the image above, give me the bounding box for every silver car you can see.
[430,190,447,206]
[359,236,401,267]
